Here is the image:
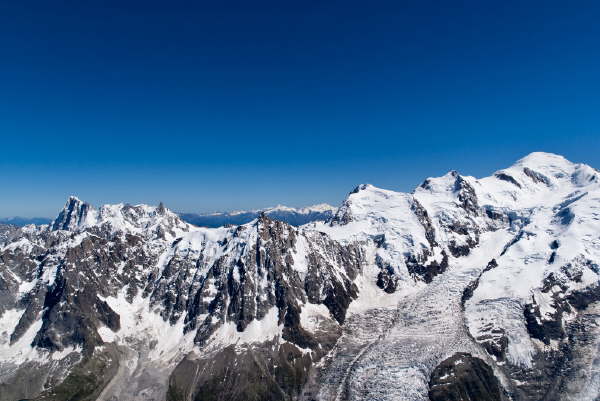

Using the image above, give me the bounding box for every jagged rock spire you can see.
[51,196,94,231]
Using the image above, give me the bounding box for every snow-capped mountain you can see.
[0,204,334,230]
[0,152,599,401]
[178,203,336,227]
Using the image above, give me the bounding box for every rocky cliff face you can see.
[0,224,18,246]
[428,353,504,401]
[1,152,599,401]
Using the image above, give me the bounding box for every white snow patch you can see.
[301,302,334,332]
[98,290,196,362]
[208,307,282,350]
[0,310,44,364]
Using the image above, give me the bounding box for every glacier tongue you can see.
[315,230,512,401]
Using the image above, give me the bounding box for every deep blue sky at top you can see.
[1,1,600,216]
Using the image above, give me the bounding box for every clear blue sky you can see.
[1,1,600,217]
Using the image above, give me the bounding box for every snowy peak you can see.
[51,196,94,231]
[513,151,573,172]
[97,202,188,238]
[499,151,599,189]
[50,196,190,239]
[261,203,336,215]
[300,203,337,213]
[332,153,598,234]
[493,151,572,190]
[350,183,375,193]
[468,152,600,209]
[416,170,472,197]
[571,163,599,187]
[331,183,411,225]
[409,170,480,221]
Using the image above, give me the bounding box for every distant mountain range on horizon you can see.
[0,203,337,228]
[0,216,53,226]
[178,203,336,227]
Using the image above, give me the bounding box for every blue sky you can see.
[1,1,600,217]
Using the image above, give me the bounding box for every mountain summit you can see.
[1,152,599,401]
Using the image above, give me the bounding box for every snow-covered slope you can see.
[0,152,598,401]
[310,152,600,401]
[462,153,600,399]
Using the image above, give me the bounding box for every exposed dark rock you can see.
[31,345,120,401]
[411,199,438,248]
[566,284,600,310]
[462,259,497,307]
[494,172,522,188]
[0,224,19,246]
[446,220,480,257]
[448,241,472,258]
[453,173,480,215]
[484,206,506,222]
[419,178,433,190]
[506,345,571,401]
[556,192,588,210]
[523,167,551,186]
[376,256,398,293]
[405,250,448,283]
[51,197,93,231]
[523,298,567,345]
[428,353,503,401]
[500,230,528,256]
[555,207,575,225]
[167,342,312,401]
[522,269,578,346]
[479,327,509,361]
[282,304,318,349]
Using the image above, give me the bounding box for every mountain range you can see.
[1,205,336,229]
[178,204,336,228]
[0,217,53,227]
[1,152,599,401]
